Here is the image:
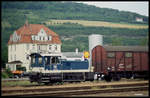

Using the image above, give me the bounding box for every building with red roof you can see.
[7,21,62,72]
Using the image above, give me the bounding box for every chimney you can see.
[75,48,78,54]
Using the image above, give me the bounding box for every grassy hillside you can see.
[47,23,148,52]
[45,19,148,29]
[1,1,149,68]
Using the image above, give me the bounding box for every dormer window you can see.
[12,31,18,42]
[48,36,52,41]
[35,36,38,40]
[39,36,41,40]
[31,35,35,40]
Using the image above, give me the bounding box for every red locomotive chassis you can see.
[92,45,149,74]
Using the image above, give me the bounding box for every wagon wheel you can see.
[37,79,42,85]
[44,82,50,85]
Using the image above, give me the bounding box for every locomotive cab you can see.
[29,53,62,72]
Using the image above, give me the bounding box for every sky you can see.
[79,1,149,17]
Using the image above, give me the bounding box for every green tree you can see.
[2,68,13,78]
[140,37,148,46]
[1,47,8,68]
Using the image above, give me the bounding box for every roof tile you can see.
[8,23,61,45]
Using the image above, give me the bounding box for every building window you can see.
[32,35,35,40]
[14,45,16,51]
[107,52,115,58]
[14,54,16,61]
[45,36,47,41]
[35,36,38,40]
[38,45,41,50]
[48,36,52,41]
[26,44,29,50]
[49,45,52,50]
[11,55,12,61]
[10,45,12,51]
[39,36,41,40]
[55,45,57,50]
[125,52,132,58]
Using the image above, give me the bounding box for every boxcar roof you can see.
[103,46,148,52]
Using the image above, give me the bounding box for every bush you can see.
[2,68,13,78]
[2,72,9,78]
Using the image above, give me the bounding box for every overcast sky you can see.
[79,1,149,16]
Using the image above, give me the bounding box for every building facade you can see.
[136,17,143,22]
[7,21,62,72]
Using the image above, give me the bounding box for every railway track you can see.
[2,81,148,96]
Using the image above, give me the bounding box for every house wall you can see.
[8,43,61,72]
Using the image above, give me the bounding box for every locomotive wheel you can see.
[37,79,42,85]
[126,73,132,79]
[44,82,50,85]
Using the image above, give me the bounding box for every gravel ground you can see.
[2,79,148,91]
[72,91,149,97]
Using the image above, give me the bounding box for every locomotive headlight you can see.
[84,51,90,59]
[107,67,111,70]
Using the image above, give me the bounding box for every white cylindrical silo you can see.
[89,34,103,52]
[88,34,103,72]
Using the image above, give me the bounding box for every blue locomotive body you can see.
[29,53,94,84]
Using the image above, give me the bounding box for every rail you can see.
[2,81,148,96]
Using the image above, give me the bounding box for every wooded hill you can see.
[1,1,149,67]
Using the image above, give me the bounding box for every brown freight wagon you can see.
[92,45,149,81]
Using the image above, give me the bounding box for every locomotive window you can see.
[31,56,35,65]
[51,57,55,64]
[38,57,43,65]
[107,52,115,58]
[45,56,50,65]
[51,57,60,64]
[125,52,132,58]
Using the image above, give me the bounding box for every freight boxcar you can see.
[92,45,149,81]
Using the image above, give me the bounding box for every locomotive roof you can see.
[62,52,83,58]
[103,46,148,52]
